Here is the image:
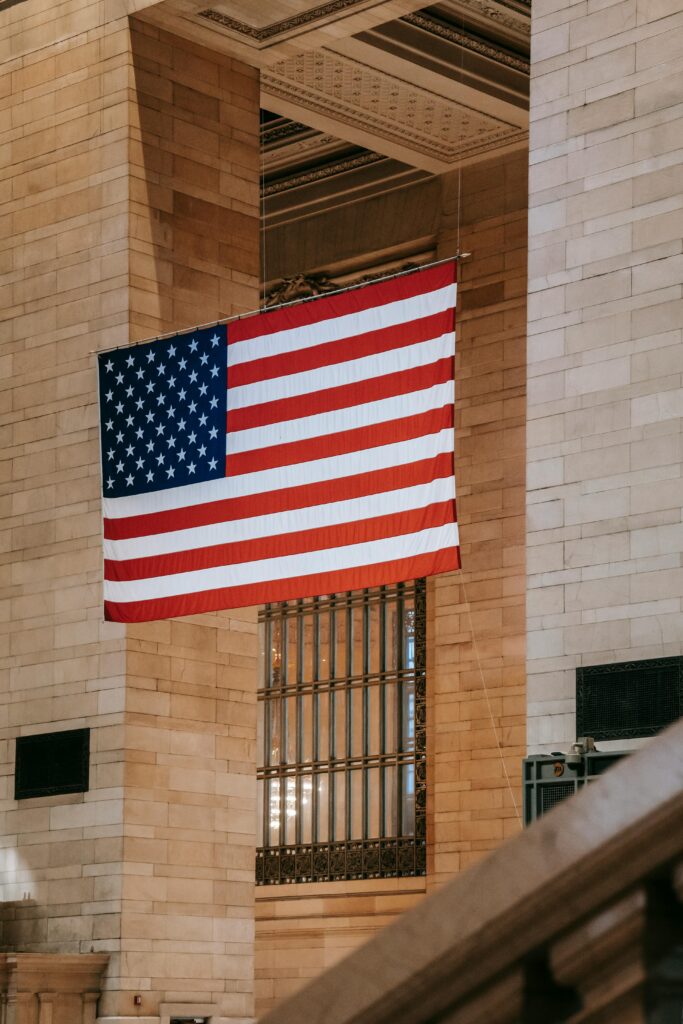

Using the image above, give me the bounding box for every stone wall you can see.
[255,149,528,1014]
[526,0,683,750]
[1,9,259,1023]
[429,153,527,886]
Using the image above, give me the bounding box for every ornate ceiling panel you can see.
[140,0,529,173]
[261,49,520,168]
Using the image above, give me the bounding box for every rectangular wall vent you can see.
[576,656,683,741]
[15,728,90,800]
[523,751,626,826]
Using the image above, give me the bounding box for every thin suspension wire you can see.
[460,575,522,824]
[95,253,467,356]
[260,113,268,310]
[456,8,465,258]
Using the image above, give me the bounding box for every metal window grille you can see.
[256,580,426,884]
[576,657,683,741]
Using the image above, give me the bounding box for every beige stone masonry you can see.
[527,0,683,750]
[253,150,527,1015]
[0,953,108,1024]
[1,7,259,1023]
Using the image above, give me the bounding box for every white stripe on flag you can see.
[228,284,457,366]
[104,476,457,561]
[226,381,454,454]
[227,332,456,409]
[103,522,459,603]
[103,427,455,520]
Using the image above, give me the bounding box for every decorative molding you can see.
[197,0,372,42]
[402,12,529,73]
[262,50,522,164]
[441,0,530,36]
[264,151,385,196]
[261,119,312,146]
[263,126,350,170]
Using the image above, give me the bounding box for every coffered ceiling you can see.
[139,0,529,174]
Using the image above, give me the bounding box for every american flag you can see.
[99,262,459,622]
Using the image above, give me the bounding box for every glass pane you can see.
[285,696,297,763]
[259,620,268,687]
[367,767,380,839]
[301,692,313,764]
[401,680,415,753]
[351,603,363,676]
[350,770,363,839]
[285,615,298,685]
[333,771,346,841]
[385,602,398,674]
[256,778,264,846]
[284,776,296,845]
[334,605,347,680]
[333,688,346,760]
[401,763,415,836]
[268,698,281,766]
[403,593,415,670]
[303,614,315,683]
[384,682,396,755]
[300,775,313,844]
[319,609,331,681]
[383,765,397,837]
[368,601,380,675]
[268,777,281,845]
[270,618,282,687]
[257,698,264,767]
[350,687,363,758]
[315,690,329,762]
[368,684,380,757]
[315,773,328,843]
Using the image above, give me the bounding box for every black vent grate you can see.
[577,657,683,741]
[538,781,575,816]
[15,728,90,800]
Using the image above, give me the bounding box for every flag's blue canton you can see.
[98,324,227,499]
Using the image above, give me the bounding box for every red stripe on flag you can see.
[103,452,455,541]
[104,546,461,622]
[228,309,454,388]
[227,358,454,433]
[225,405,454,476]
[229,262,456,344]
[105,501,455,582]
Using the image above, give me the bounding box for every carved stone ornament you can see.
[264,273,340,306]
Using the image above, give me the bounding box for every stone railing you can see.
[260,719,683,1024]
[0,953,108,1024]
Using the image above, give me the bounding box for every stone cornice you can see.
[197,0,372,42]
[264,151,385,195]
[402,12,529,73]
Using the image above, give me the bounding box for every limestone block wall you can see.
[1,3,132,958]
[1,9,259,1023]
[429,153,527,886]
[527,0,683,750]
[254,148,528,1015]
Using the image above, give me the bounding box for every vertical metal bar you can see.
[379,591,387,837]
[397,584,404,839]
[279,609,287,846]
[296,604,303,845]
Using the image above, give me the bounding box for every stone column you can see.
[526,0,683,750]
[1,7,259,1023]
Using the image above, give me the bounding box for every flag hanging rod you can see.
[94,251,469,357]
